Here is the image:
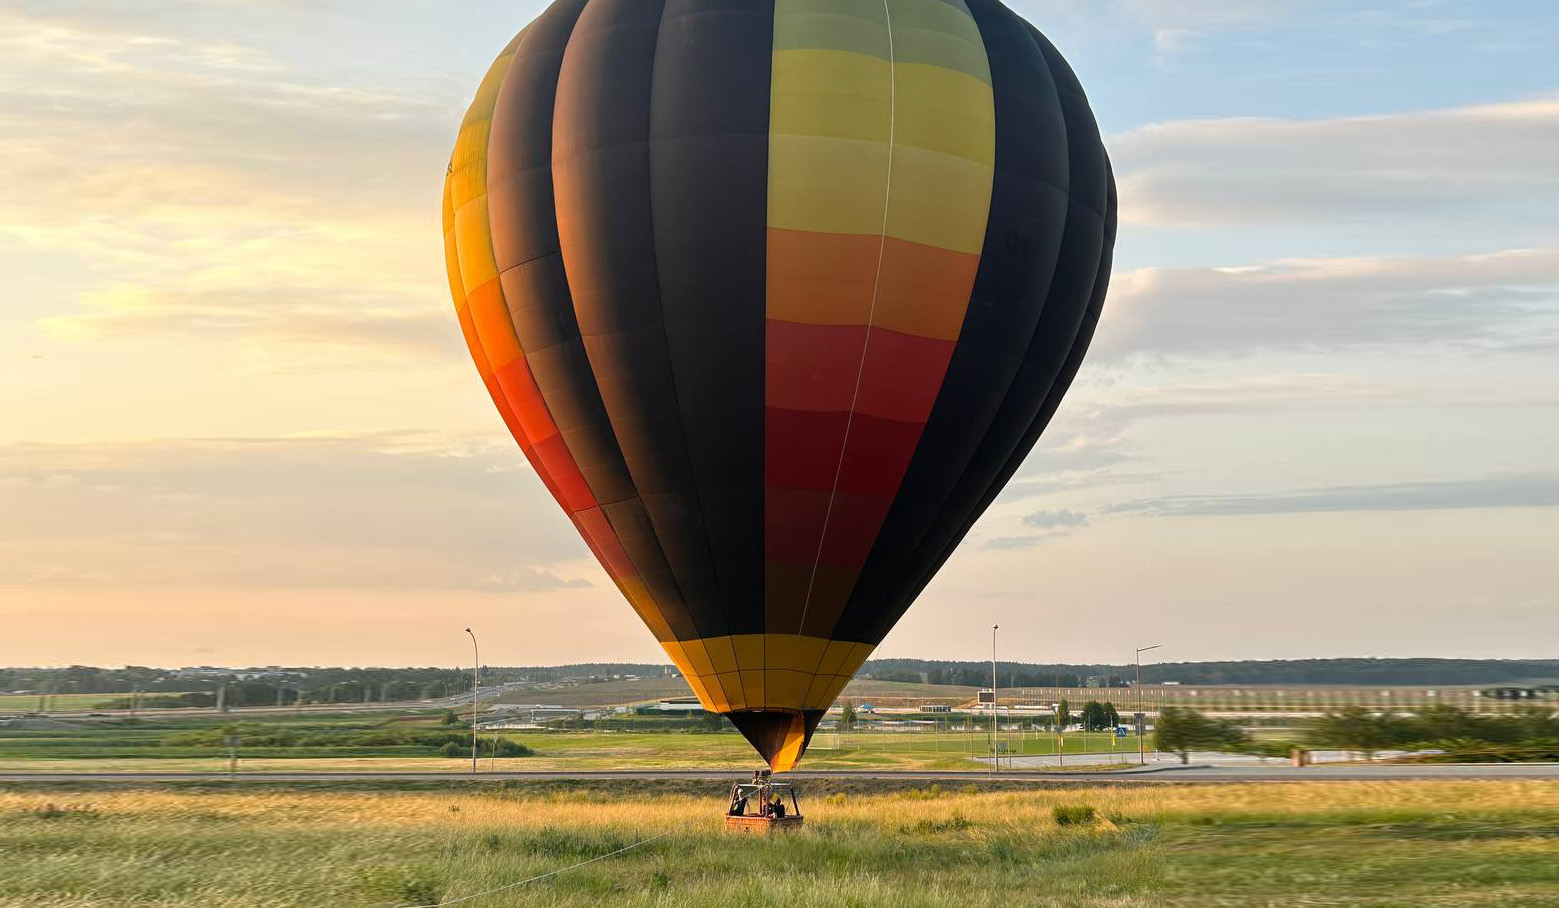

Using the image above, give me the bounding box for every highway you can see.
[2,763,1556,784]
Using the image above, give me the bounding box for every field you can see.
[1,780,1556,907]
[0,712,1157,773]
[496,678,694,707]
[0,692,157,712]
[494,677,979,707]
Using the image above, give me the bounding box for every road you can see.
[2,763,1556,784]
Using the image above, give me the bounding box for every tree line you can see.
[1151,705,1559,764]
[864,657,1559,687]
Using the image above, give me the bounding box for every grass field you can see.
[1,780,1555,907]
[497,678,694,707]
[0,716,1156,773]
[494,677,979,707]
[0,693,158,711]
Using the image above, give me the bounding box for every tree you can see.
[1080,701,1112,732]
[1306,707,1404,760]
[840,702,858,731]
[1102,702,1121,728]
[1154,707,1249,764]
[1054,699,1072,729]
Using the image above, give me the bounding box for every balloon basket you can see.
[724,770,804,834]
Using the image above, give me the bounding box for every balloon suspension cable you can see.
[797,0,898,637]
[349,828,674,908]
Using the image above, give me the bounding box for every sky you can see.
[2,0,1556,669]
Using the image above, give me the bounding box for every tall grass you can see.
[0,782,1554,907]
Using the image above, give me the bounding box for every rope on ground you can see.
[399,828,674,908]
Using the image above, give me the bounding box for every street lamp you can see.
[464,628,480,774]
[990,624,999,773]
[1135,644,1161,765]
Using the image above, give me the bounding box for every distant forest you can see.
[860,658,1559,687]
[6,658,1556,698]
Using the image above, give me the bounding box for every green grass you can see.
[493,677,979,708]
[496,678,695,706]
[0,781,1555,907]
[0,693,183,711]
[0,714,1152,772]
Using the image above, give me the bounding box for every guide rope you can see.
[395,828,674,908]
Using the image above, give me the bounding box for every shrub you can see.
[356,865,443,905]
[1155,707,1250,763]
[438,742,464,757]
[486,738,532,757]
[1052,804,1096,826]
[23,803,100,821]
[900,812,973,834]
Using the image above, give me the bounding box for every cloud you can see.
[1017,0,1344,40]
[0,434,598,592]
[1112,97,1559,226]
[981,532,1067,550]
[1016,432,1133,476]
[1110,475,1559,517]
[1110,0,1333,31]
[997,374,1385,502]
[44,285,458,361]
[0,6,458,365]
[1093,247,1559,361]
[1022,508,1090,529]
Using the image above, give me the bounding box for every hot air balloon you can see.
[443,0,1116,773]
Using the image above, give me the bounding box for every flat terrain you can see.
[1,780,1556,907]
[0,692,162,711]
[495,678,693,706]
[8,763,1559,783]
[0,714,1146,773]
[493,677,978,707]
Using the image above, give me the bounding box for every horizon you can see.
[3,0,1556,668]
[9,654,1559,673]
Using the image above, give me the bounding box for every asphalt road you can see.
[2,764,1555,784]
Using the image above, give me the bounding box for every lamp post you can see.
[1135,644,1161,765]
[464,628,480,774]
[990,624,999,773]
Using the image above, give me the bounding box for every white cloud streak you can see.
[1111,475,1559,517]
[0,435,594,592]
[1094,247,1559,361]
[1112,97,1559,227]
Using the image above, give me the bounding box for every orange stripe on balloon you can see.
[575,507,639,578]
[766,228,981,341]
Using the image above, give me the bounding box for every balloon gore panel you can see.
[446,0,1114,773]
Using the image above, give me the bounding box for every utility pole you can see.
[990,624,999,773]
[1135,644,1161,765]
[465,628,480,774]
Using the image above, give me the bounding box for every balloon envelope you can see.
[444,0,1116,771]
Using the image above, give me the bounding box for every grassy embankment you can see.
[1,780,1556,907]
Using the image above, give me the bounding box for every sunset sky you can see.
[3,0,1556,669]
